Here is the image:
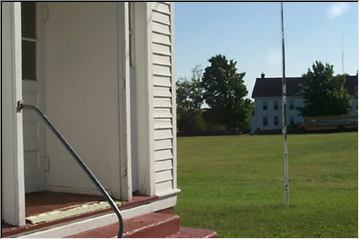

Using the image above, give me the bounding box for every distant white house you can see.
[251,73,358,133]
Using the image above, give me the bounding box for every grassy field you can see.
[175,132,358,237]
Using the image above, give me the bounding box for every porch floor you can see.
[25,191,103,217]
[1,191,158,237]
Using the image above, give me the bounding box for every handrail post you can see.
[17,101,124,238]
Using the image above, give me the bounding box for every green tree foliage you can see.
[201,54,252,130]
[177,65,203,113]
[298,61,351,117]
[176,65,206,132]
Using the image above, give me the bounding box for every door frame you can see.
[39,2,132,201]
[116,2,132,200]
[2,2,26,226]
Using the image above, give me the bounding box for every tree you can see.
[298,61,351,117]
[201,54,252,130]
[176,65,205,132]
[177,65,203,113]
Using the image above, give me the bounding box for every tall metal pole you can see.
[281,2,289,207]
[342,33,344,74]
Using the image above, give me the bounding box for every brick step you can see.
[68,212,180,238]
[169,227,217,238]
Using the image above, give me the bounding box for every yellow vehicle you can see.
[299,115,358,131]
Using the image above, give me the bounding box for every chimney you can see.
[261,72,265,78]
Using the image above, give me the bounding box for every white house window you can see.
[289,100,294,110]
[274,101,279,110]
[21,2,37,81]
[263,116,268,126]
[289,116,295,125]
[263,101,268,110]
[274,116,279,126]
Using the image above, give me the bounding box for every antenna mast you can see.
[281,2,289,207]
[342,33,344,74]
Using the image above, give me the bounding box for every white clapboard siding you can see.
[153,54,171,66]
[155,181,173,195]
[153,33,171,45]
[154,129,172,140]
[154,108,172,119]
[152,2,175,195]
[154,139,172,150]
[155,149,173,161]
[154,76,171,87]
[153,43,171,56]
[155,169,173,183]
[154,86,171,98]
[152,2,171,14]
[155,159,173,172]
[152,11,170,25]
[154,119,172,129]
[153,64,171,77]
[154,98,172,108]
[152,22,171,35]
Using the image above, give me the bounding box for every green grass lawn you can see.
[175,132,358,237]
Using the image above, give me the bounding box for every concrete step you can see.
[68,212,180,238]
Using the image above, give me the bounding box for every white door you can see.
[22,2,46,193]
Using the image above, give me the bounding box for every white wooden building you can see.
[251,73,358,133]
[1,2,198,238]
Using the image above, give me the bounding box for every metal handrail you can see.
[17,101,124,238]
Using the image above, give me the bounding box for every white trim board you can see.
[1,2,26,226]
[169,2,177,191]
[116,2,133,201]
[133,2,155,196]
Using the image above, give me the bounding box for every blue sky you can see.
[175,2,358,98]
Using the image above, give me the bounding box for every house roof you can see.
[251,75,358,98]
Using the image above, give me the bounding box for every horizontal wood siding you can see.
[153,109,172,119]
[154,98,171,108]
[154,139,172,150]
[155,159,173,172]
[152,34,171,46]
[152,2,171,15]
[152,11,170,25]
[153,43,171,57]
[155,181,173,196]
[151,2,175,195]
[154,129,172,140]
[155,149,173,161]
[154,76,171,87]
[155,169,173,183]
[154,86,171,97]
